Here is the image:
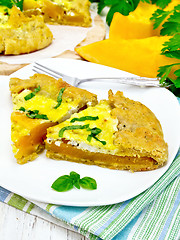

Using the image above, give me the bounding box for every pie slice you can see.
[23,0,92,27]
[9,73,97,164]
[46,90,168,171]
[0,6,53,55]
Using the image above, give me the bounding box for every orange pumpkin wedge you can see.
[75,36,180,78]
[109,3,160,40]
[109,0,180,40]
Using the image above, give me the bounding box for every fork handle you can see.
[75,77,161,87]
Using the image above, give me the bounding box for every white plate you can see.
[0,58,180,206]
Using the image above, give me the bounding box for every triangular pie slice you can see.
[23,0,92,27]
[46,90,168,171]
[9,73,97,164]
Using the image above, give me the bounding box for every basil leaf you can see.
[87,127,106,145]
[79,177,97,190]
[34,114,49,120]
[89,127,102,135]
[54,87,65,109]
[18,107,25,112]
[70,172,81,189]
[51,175,73,192]
[70,116,99,123]
[70,171,80,181]
[92,136,106,145]
[51,172,97,192]
[26,109,48,120]
[24,85,41,101]
[59,124,90,137]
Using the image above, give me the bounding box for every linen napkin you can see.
[0,95,179,240]
[0,151,180,240]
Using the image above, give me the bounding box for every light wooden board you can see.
[0,202,89,240]
[0,15,106,76]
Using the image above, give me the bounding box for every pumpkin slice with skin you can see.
[75,36,180,78]
[109,0,180,40]
[10,73,97,164]
[109,3,159,40]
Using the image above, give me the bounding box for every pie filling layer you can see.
[12,119,57,164]
[46,142,158,171]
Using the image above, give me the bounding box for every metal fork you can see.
[32,62,163,88]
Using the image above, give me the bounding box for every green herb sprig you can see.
[18,107,48,120]
[87,127,106,145]
[54,87,65,109]
[150,4,180,35]
[70,116,99,123]
[59,124,90,137]
[90,0,171,26]
[59,124,106,145]
[0,0,24,12]
[24,85,41,101]
[51,171,97,192]
[150,4,180,96]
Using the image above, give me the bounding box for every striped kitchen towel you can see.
[0,150,180,240]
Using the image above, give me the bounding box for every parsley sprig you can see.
[51,171,97,192]
[150,4,180,96]
[0,0,24,11]
[150,4,180,35]
[90,0,171,26]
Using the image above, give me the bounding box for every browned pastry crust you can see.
[10,73,97,106]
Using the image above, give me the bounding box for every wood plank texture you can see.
[0,202,89,240]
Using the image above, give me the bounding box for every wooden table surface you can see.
[0,202,89,240]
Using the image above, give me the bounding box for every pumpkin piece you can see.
[46,142,158,172]
[109,0,180,40]
[11,112,56,164]
[75,36,180,78]
[109,3,159,40]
